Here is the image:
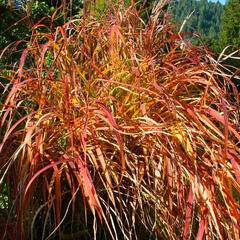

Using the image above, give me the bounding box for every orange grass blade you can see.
[24,160,73,200]
[68,152,103,222]
[96,100,126,183]
[183,184,193,240]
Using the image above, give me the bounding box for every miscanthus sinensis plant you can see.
[0,1,240,239]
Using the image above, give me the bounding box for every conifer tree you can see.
[220,0,240,48]
[219,0,240,82]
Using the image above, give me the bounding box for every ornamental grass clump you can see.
[0,1,240,239]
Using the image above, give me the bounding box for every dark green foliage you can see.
[0,1,50,66]
[220,0,240,47]
[0,3,30,87]
[219,0,240,89]
[0,3,29,51]
[0,1,74,69]
[170,0,224,48]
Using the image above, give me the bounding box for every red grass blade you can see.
[68,152,103,222]
[24,160,73,200]
[183,184,193,240]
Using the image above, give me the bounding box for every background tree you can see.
[218,0,240,89]
[219,0,240,48]
[170,0,224,51]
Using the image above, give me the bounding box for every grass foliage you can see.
[0,1,240,239]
